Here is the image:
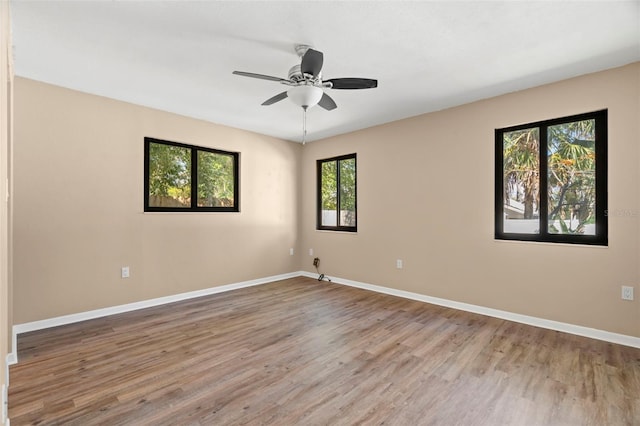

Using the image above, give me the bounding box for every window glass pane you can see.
[321,161,337,227]
[339,158,356,227]
[197,151,235,207]
[547,119,596,235]
[502,127,540,234]
[148,142,191,208]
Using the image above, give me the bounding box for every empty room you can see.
[1,1,640,425]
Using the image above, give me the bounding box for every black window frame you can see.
[495,110,607,246]
[144,137,240,213]
[317,153,357,232]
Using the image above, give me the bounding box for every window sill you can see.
[493,238,608,249]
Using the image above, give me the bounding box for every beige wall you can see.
[13,78,301,323]
[11,63,640,340]
[300,63,640,337]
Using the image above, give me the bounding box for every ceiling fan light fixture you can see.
[287,85,323,108]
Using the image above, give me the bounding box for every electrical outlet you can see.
[309,248,314,256]
[396,259,403,269]
[313,257,320,267]
[121,266,130,279]
[289,248,294,256]
[622,286,634,301]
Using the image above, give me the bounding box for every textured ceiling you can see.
[10,1,640,143]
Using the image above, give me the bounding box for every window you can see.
[144,137,239,212]
[317,154,357,231]
[495,110,607,245]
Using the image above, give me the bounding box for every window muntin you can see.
[144,137,239,212]
[318,154,357,231]
[495,110,607,245]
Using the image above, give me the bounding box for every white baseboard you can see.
[9,270,640,367]
[301,271,640,349]
[9,271,302,364]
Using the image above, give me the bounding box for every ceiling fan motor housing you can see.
[288,65,303,82]
[288,64,321,83]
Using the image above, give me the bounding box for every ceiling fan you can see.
[232,45,377,142]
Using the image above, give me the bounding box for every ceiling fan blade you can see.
[318,92,337,111]
[233,71,288,83]
[262,91,288,106]
[301,49,323,77]
[325,78,378,90]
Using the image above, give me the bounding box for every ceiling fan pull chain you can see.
[302,106,307,145]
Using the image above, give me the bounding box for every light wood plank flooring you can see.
[9,277,640,425]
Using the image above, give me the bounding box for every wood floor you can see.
[9,277,640,425]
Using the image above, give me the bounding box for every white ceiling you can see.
[10,1,640,143]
